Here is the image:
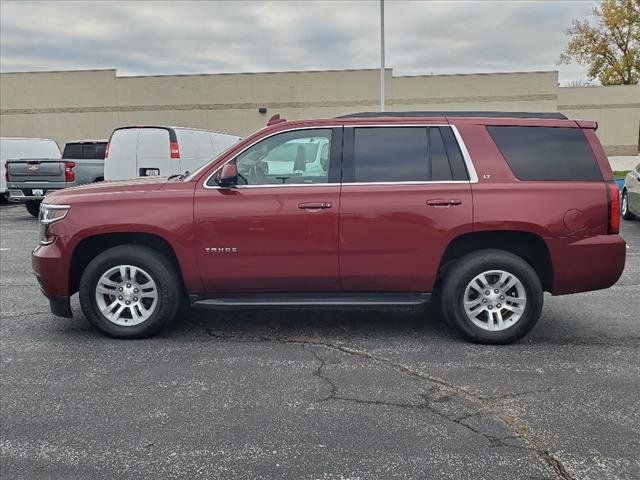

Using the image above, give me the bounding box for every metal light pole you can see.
[380,0,385,112]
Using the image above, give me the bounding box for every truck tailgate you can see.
[7,159,65,182]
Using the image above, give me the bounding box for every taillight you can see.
[170,141,180,159]
[607,182,620,234]
[104,142,110,159]
[65,161,76,182]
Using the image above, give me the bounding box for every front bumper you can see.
[32,241,73,317]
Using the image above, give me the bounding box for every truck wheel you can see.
[25,200,41,217]
[622,190,635,220]
[79,245,181,338]
[440,249,543,344]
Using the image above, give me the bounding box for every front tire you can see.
[79,245,181,338]
[25,200,41,217]
[440,249,543,344]
[622,190,635,220]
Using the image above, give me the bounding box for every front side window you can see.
[227,129,332,186]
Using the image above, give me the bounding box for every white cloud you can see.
[0,0,595,83]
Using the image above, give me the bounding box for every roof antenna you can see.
[267,114,287,126]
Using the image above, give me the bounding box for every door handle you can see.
[426,199,462,207]
[298,202,332,210]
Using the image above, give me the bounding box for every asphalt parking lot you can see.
[1,202,638,480]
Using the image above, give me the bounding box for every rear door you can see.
[137,128,173,177]
[339,125,473,292]
[105,129,139,180]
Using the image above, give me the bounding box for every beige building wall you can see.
[558,85,640,156]
[1,68,638,155]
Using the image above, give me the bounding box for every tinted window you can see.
[441,127,469,180]
[82,144,97,159]
[225,129,332,186]
[63,143,82,159]
[353,127,428,182]
[487,126,602,181]
[94,143,107,159]
[350,126,468,183]
[429,127,453,181]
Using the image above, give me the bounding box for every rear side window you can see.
[63,143,82,159]
[487,126,602,181]
[349,126,469,183]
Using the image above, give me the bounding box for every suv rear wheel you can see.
[440,249,543,344]
[79,245,181,338]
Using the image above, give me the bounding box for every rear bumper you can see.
[548,234,626,295]
[8,185,67,202]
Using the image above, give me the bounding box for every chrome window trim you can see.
[450,125,479,183]
[202,123,478,189]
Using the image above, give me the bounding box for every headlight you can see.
[39,204,70,245]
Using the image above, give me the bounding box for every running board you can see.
[190,292,431,308]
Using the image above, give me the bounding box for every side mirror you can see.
[218,164,238,187]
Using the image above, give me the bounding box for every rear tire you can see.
[440,249,543,344]
[25,200,41,217]
[622,190,635,220]
[79,245,181,338]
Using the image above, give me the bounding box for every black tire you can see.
[440,249,543,344]
[79,245,181,338]
[622,190,635,220]
[25,200,41,217]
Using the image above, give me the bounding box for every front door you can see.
[339,125,473,292]
[194,127,342,292]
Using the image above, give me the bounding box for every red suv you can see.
[32,112,626,344]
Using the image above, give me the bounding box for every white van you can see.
[104,126,241,181]
[1,137,62,200]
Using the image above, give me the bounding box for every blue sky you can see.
[0,0,596,84]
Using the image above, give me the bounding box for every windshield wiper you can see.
[167,171,190,181]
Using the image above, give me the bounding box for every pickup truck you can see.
[7,140,107,216]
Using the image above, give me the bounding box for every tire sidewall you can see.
[79,246,180,338]
[442,250,543,344]
[25,200,41,217]
[622,190,635,220]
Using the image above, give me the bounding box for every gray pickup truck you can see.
[7,140,107,216]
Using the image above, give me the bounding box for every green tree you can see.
[559,0,639,85]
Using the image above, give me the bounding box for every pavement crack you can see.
[187,317,576,480]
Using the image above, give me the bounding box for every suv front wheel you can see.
[79,245,181,338]
[440,249,543,344]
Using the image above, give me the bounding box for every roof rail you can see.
[338,111,568,120]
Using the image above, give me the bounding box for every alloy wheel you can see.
[463,270,527,331]
[95,265,158,326]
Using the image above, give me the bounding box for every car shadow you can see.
[170,304,457,344]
